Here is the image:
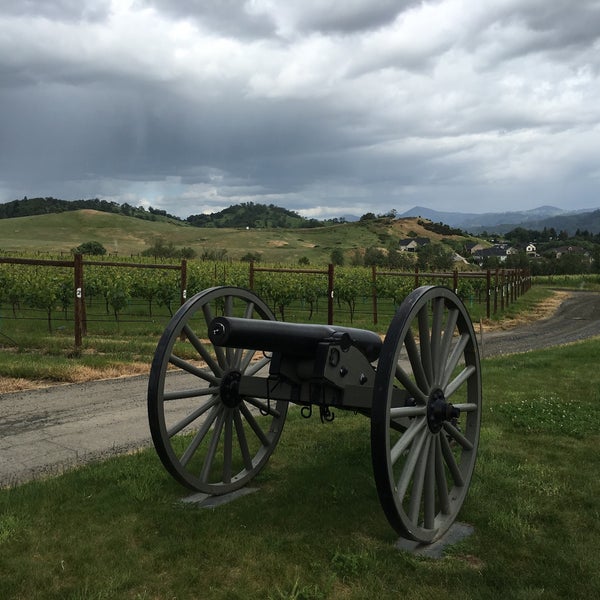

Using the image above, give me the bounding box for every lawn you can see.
[1,337,599,599]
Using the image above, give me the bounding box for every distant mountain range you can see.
[399,205,600,235]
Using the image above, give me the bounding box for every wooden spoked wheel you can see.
[148,286,287,495]
[371,286,481,543]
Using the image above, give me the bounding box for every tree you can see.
[142,238,196,259]
[387,248,414,270]
[72,241,107,256]
[142,238,179,258]
[505,252,529,269]
[359,212,376,222]
[330,248,345,266]
[350,249,363,266]
[240,251,262,263]
[556,252,589,274]
[179,246,196,259]
[417,243,454,271]
[363,246,387,267]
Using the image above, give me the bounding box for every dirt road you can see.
[478,289,600,358]
[1,290,599,487]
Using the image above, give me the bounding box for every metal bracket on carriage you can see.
[298,402,336,423]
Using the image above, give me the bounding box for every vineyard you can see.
[0,255,530,351]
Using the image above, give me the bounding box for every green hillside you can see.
[0,209,470,265]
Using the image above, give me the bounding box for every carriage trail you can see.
[1,290,599,488]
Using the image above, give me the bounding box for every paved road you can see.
[0,375,152,486]
[1,290,599,487]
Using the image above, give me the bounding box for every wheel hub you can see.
[427,388,460,433]
[220,370,243,408]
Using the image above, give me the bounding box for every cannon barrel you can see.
[209,316,382,362]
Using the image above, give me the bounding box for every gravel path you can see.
[479,290,600,358]
[1,290,599,487]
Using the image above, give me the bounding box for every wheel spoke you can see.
[169,354,220,386]
[244,355,271,376]
[434,436,451,515]
[445,365,476,399]
[397,425,429,499]
[441,333,470,389]
[390,405,427,419]
[430,297,444,385]
[183,324,223,376]
[395,363,428,404]
[440,432,465,487]
[224,296,235,364]
[224,294,234,316]
[233,409,254,471]
[200,409,226,482]
[443,422,474,451]
[423,437,437,529]
[418,305,433,385]
[163,386,220,402]
[179,404,222,467]
[167,395,220,437]
[222,410,233,484]
[237,349,254,372]
[439,307,459,368]
[243,301,255,318]
[390,417,427,465]
[239,403,270,446]
[408,434,431,524]
[404,330,430,393]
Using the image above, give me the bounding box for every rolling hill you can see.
[0,210,473,265]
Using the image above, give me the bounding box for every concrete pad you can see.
[181,487,259,508]
[395,522,474,558]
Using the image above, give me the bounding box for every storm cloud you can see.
[1,0,599,219]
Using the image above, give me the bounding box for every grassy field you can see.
[0,210,469,264]
[0,337,599,599]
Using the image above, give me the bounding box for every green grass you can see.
[533,274,600,291]
[0,209,479,265]
[1,338,599,599]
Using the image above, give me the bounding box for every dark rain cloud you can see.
[142,0,277,38]
[1,0,110,21]
[1,0,600,217]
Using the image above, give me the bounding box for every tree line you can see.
[0,197,181,223]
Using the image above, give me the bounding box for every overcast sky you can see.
[1,0,600,220]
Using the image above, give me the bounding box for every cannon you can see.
[147,285,481,543]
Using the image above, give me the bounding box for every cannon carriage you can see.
[147,285,481,543]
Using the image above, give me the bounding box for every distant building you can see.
[466,242,486,255]
[552,245,592,262]
[398,237,429,252]
[471,243,517,265]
